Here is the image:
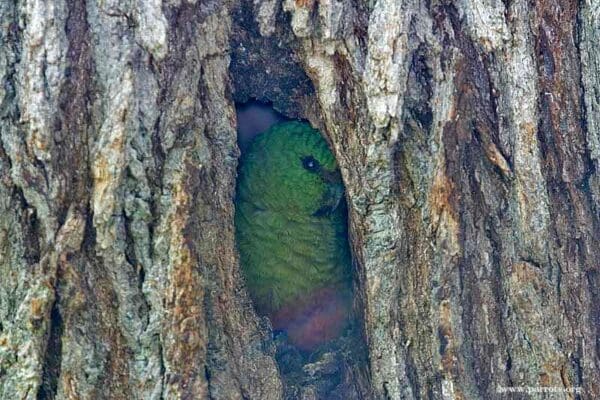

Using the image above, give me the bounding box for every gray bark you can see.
[1,0,599,399]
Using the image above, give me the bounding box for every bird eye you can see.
[301,156,320,172]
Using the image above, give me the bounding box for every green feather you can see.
[235,121,352,318]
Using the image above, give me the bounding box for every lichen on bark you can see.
[1,0,599,399]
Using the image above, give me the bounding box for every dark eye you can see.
[301,156,320,172]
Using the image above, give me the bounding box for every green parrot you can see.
[235,121,353,351]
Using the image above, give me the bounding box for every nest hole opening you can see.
[230,4,368,396]
[233,99,369,398]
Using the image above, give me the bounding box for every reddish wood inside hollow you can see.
[271,286,350,351]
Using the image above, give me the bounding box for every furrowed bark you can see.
[1,1,280,399]
[1,0,598,399]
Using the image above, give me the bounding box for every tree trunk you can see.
[1,0,598,399]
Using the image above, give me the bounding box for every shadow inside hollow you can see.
[236,101,287,152]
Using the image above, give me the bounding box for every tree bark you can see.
[1,0,599,399]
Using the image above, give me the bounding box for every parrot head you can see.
[236,121,345,218]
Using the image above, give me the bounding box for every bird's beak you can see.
[313,169,344,217]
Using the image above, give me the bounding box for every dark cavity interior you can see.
[230,3,368,396]
[236,101,286,152]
